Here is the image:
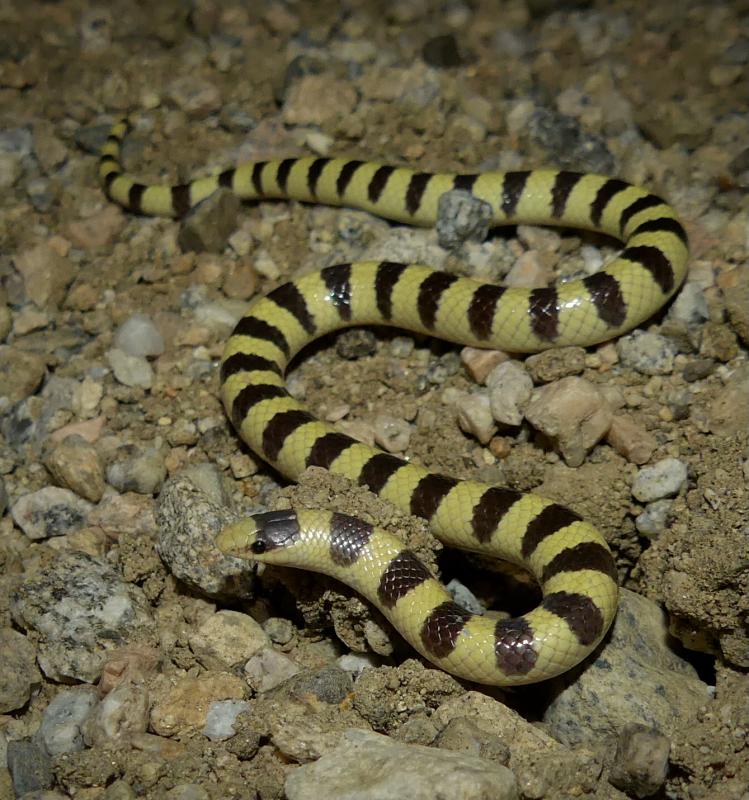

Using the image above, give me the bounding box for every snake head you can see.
[216,509,301,560]
[215,518,260,560]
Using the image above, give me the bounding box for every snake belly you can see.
[100,119,688,685]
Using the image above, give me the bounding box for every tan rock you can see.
[0,345,46,404]
[188,610,270,668]
[44,434,106,503]
[460,347,510,384]
[67,205,126,249]
[606,415,656,465]
[283,75,358,126]
[525,376,613,467]
[222,258,258,300]
[13,242,74,308]
[150,672,246,736]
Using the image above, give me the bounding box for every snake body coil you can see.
[100,119,688,685]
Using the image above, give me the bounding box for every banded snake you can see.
[99,119,688,685]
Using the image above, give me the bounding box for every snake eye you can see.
[251,540,267,555]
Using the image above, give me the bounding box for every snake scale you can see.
[100,118,688,685]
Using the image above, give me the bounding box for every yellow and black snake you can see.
[100,119,688,685]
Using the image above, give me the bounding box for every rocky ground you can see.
[1,0,748,798]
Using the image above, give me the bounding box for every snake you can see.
[99,118,688,685]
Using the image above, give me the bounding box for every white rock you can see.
[202,699,251,741]
[636,499,673,536]
[113,313,165,357]
[244,647,301,693]
[617,331,677,376]
[106,348,154,389]
[455,392,497,444]
[486,361,533,426]
[669,283,709,327]
[373,414,411,453]
[632,458,688,503]
[337,653,381,677]
[39,687,98,756]
[11,486,93,540]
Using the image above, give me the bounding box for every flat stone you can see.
[285,728,518,800]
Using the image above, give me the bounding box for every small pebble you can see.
[617,331,677,376]
[244,648,301,693]
[168,419,200,447]
[524,376,612,467]
[390,336,415,358]
[11,550,155,682]
[222,259,258,300]
[426,351,462,384]
[635,499,673,536]
[0,628,41,713]
[283,74,357,126]
[632,458,688,503]
[7,740,54,795]
[609,723,671,799]
[488,436,512,459]
[67,205,126,249]
[178,189,241,254]
[165,785,210,800]
[189,610,270,668]
[252,248,281,279]
[460,347,509,384]
[44,434,106,502]
[263,617,295,645]
[504,250,550,288]
[606,415,656,465]
[150,673,246,737]
[525,346,586,383]
[107,348,154,389]
[11,486,93,540]
[516,224,561,252]
[436,190,492,249]
[106,445,167,495]
[0,151,22,188]
[84,680,149,747]
[202,699,251,741]
[682,358,715,382]
[285,729,517,800]
[669,283,710,328]
[699,322,739,362]
[0,346,46,404]
[167,75,222,118]
[528,106,615,174]
[113,313,165,357]
[373,414,411,453]
[337,653,381,677]
[72,375,104,417]
[455,392,497,444]
[38,686,98,755]
[13,241,74,308]
[336,328,377,359]
[486,360,533,426]
[27,176,56,211]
